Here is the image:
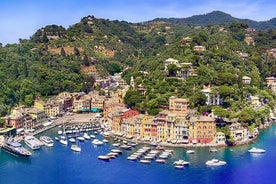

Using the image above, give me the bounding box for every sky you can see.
[0,0,275,45]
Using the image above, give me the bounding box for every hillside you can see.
[0,12,276,127]
[153,11,276,30]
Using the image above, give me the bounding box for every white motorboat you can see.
[175,165,185,169]
[1,137,32,157]
[112,143,120,147]
[60,136,68,145]
[58,130,63,135]
[24,136,42,150]
[156,159,166,163]
[90,135,96,139]
[140,159,151,164]
[209,147,218,152]
[92,139,103,145]
[127,155,138,161]
[120,144,132,150]
[71,144,81,152]
[248,147,266,153]
[186,150,195,154]
[69,137,76,143]
[55,137,60,141]
[39,136,54,147]
[111,149,122,154]
[102,139,108,143]
[173,160,190,166]
[77,136,85,142]
[83,133,91,140]
[98,155,110,161]
[206,159,226,166]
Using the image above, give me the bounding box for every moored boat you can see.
[92,139,104,145]
[186,150,195,154]
[71,144,81,152]
[209,147,218,152]
[156,159,166,163]
[40,136,54,147]
[140,159,151,164]
[248,147,266,153]
[1,137,32,157]
[24,135,42,150]
[98,155,110,161]
[205,159,226,166]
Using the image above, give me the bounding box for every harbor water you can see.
[1,124,276,184]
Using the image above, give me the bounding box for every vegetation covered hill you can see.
[0,12,276,130]
[154,11,276,30]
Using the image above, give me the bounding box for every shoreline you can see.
[16,113,274,149]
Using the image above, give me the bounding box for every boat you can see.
[83,133,91,140]
[102,139,108,143]
[77,136,85,142]
[111,149,122,154]
[127,155,138,161]
[92,139,103,145]
[209,147,218,152]
[55,137,60,141]
[248,147,266,153]
[205,159,226,166]
[112,143,120,147]
[60,136,68,145]
[155,159,166,163]
[120,144,132,150]
[1,137,32,157]
[186,150,195,154]
[71,144,81,152]
[98,155,110,161]
[173,160,190,166]
[90,135,96,139]
[69,137,76,143]
[175,165,185,169]
[39,136,54,147]
[58,130,63,135]
[24,136,42,150]
[140,159,151,164]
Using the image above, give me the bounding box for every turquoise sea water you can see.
[1,124,276,184]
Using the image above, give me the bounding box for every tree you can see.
[42,32,49,43]
[60,47,66,56]
[167,64,178,77]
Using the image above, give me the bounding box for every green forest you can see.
[0,14,276,130]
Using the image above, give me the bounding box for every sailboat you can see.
[59,123,68,145]
[71,140,81,152]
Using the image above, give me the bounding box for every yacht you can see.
[1,137,32,157]
[24,136,42,150]
[71,144,81,152]
[186,150,195,154]
[92,139,104,145]
[39,136,54,147]
[69,137,76,143]
[173,160,190,166]
[77,136,85,142]
[98,155,110,161]
[248,147,266,153]
[83,133,91,140]
[140,159,151,164]
[155,159,166,163]
[209,147,218,152]
[59,136,68,145]
[206,159,226,166]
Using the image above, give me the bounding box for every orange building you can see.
[189,116,216,144]
[169,96,189,115]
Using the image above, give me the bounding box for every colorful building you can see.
[189,116,216,144]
